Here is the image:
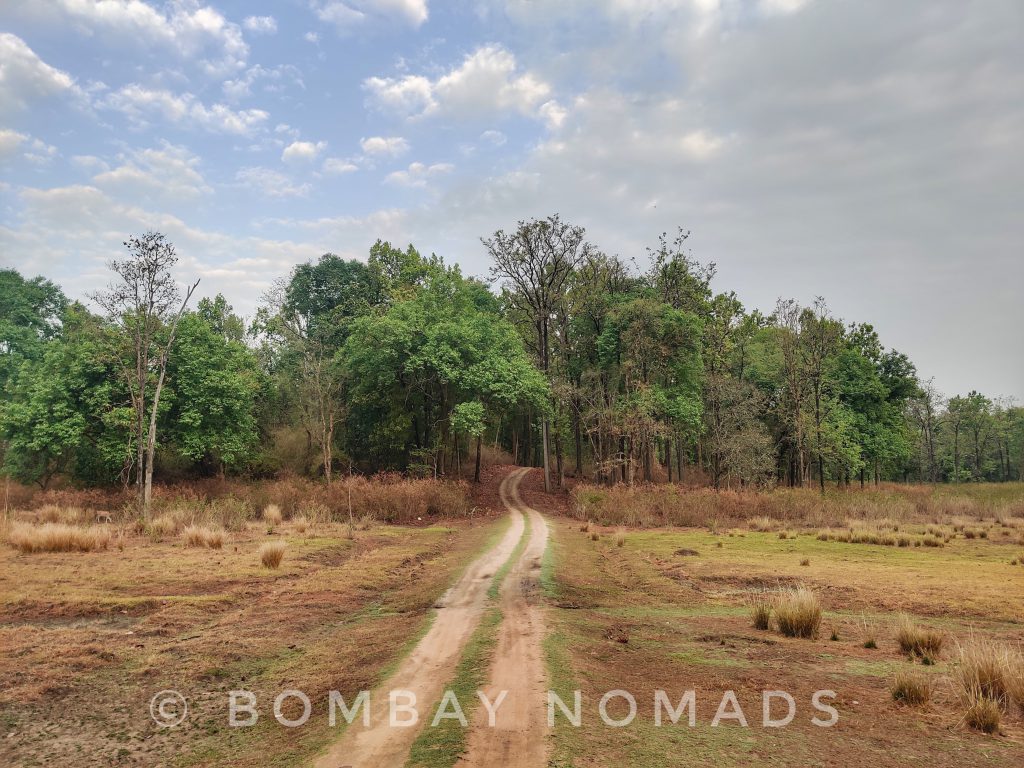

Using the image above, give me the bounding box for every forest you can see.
[1,216,1021,504]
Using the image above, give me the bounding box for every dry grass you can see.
[748,589,773,630]
[750,516,780,532]
[260,540,286,568]
[292,515,308,533]
[263,503,283,528]
[7,522,111,553]
[953,636,1024,715]
[774,586,822,639]
[963,694,1001,734]
[615,531,625,547]
[182,525,225,549]
[895,615,944,660]
[149,514,182,538]
[891,670,932,706]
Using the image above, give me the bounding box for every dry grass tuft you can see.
[953,636,1024,715]
[963,694,1001,734]
[615,531,625,547]
[799,557,810,566]
[292,515,308,533]
[749,516,780,532]
[747,589,773,631]
[260,540,286,568]
[774,587,822,639]
[891,670,932,706]
[149,514,181,538]
[182,525,225,549]
[263,503,283,529]
[7,522,111,553]
[895,615,944,660]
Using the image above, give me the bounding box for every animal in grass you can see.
[94,511,113,524]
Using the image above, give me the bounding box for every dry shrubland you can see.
[571,481,1024,531]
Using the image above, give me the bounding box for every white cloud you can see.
[363,45,562,126]
[236,167,311,197]
[0,33,78,112]
[23,137,59,165]
[362,74,434,114]
[304,31,320,43]
[223,64,304,101]
[243,15,278,33]
[282,140,327,162]
[43,0,249,76]
[0,129,58,164]
[480,130,507,146]
[313,0,428,31]
[0,129,28,159]
[323,158,359,174]
[92,143,212,201]
[99,85,269,135]
[759,0,813,15]
[384,161,453,188]
[71,154,110,172]
[0,182,321,315]
[359,136,410,157]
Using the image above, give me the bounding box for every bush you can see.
[896,615,944,660]
[260,541,285,568]
[7,522,111,553]
[892,670,931,706]
[774,587,822,639]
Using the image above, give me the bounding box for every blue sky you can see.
[1,1,1022,400]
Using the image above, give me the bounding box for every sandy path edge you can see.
[456,468,551,768]
[310,470,528,768]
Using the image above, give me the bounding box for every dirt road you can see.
[311,467,548,768]
[457,467,550,768]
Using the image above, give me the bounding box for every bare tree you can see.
[484,215,593,491]
[92,232,198,513]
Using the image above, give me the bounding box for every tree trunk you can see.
[541,420,551,491]
[474,435,482,482]
[666,438,673,483]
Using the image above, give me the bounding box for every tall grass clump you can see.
[182,525,225,549]
[891,670,932,706]
[263,503,283,528]
[260,541,286,568]
[774,587,822,639]
[953,636,1024,720]
[895,615,944,660]
[7,522,111,553]
[748,589,773,630]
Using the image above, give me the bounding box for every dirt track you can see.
[311,467,548,768]
[457,467,550,768]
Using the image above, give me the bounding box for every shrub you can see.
[774,587,822,639]
[748,590,773,631]
[260,541,285,568]
[896,615,944,659]
[891,670,931,706]
[7,522,111,553]
[183,525,225,549]
[292,515,308,533]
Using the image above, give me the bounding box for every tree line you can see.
[1,217,1020,508]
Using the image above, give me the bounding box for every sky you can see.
[0,0,1021,400]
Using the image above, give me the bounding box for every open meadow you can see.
[2,472,1023,767]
